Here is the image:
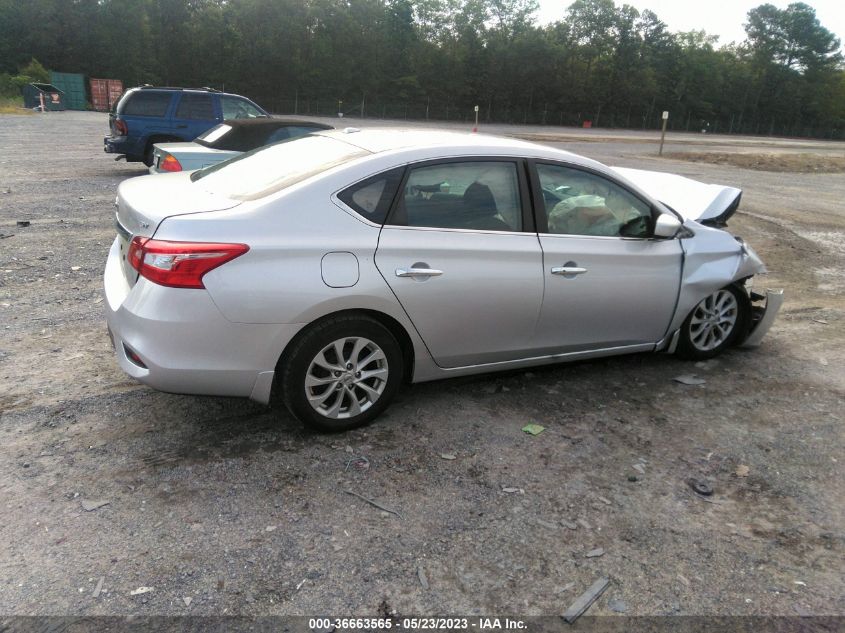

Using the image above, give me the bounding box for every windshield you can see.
[191,135,370,200]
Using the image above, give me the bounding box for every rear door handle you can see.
[395,267,443,278]
[551,266,587,276]
[176,124,188,129]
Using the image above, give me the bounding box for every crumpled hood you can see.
[611,166,742,226]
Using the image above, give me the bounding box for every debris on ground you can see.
[673,374,706,386]
[811,318,828,325]
[561,520,578,530]
[555,582,575,594]
[16,220,30,227]
[608,597,628,613]
[80,499,110,512]
[585,548,605,558]
[521,424,545,436]
[633,463,646,474]
[439,453,456,460]
[345,489,403,519]
[687,478,714,496]
[345,456,370,471]
[0,233,13,240]
[183,597,192,607]
[502,486,524,494]
[129,587,153,596]
[265,525,277,532]
[577,518,592,530]
[533,518,559,530]
[562,577,610,624]
[91,577,104,598]
[417,566,429,590]
[735,464,750,477]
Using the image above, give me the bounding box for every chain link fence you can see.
[255,95,844,140]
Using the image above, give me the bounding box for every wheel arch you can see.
[270,308,416,403]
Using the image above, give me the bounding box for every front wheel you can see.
[676,286,747,360]
[280,315,403,431]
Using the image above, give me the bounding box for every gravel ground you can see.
[0,112,843,618]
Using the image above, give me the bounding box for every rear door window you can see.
[392,161,523,232]
[175,93,215,120]
[120,91,172,117]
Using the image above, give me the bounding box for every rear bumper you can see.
[740,289,784,348]
[104,135,129,154]
[103,238,302,404]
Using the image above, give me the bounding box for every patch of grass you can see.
[663,151,845,173]
[0,95,32,114]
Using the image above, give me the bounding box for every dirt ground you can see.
[661,152,845,174]
[0,112,843,619]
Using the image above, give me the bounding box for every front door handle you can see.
[395,267,443,278]
[551,266,588,276]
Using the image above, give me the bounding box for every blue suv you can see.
[104,86,270,166]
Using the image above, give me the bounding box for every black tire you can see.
[143,143,155,167]
[280,315,403,432]
[676,285,747,360]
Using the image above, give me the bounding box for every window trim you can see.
[527,159,658,239]
[384,156,535,234]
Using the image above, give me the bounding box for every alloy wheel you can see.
[688,290,738,351]
[304,336,389,419]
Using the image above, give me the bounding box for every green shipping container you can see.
[49,71,87,110]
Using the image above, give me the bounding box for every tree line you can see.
[1,0,843,138]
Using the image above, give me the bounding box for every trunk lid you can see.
[611,167,742,226]
[114,172,241,284]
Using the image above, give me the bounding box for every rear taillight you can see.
[128,237,249,289]
[160,154,182,172]
[115,118,128,136]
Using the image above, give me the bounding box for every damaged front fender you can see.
[664,222,781,346]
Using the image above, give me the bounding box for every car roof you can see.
[314,128,595,166]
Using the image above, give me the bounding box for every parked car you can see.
[148,118,333,174]
[103,86,269,166]
[104,129,782,431]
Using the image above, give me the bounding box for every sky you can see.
[535,0,845,47]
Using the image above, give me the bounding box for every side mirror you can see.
[653,213,682,238]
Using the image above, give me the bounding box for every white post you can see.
[659,111,669,156]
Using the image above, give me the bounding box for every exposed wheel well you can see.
[731,279,754,344]
[271,309,416,402]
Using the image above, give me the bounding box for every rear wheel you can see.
[676,285,746,359]
[280,315,402,431]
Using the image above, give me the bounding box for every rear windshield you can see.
[191,135,370,200]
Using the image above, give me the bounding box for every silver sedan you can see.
[104,129,782,430]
